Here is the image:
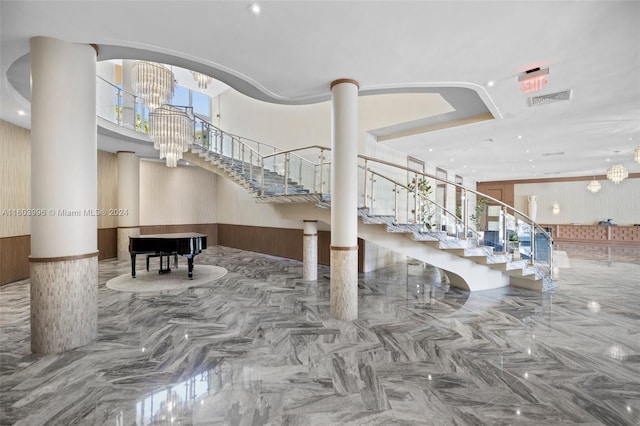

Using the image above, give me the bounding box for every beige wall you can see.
[0,120,30,238]
[140,160,217,226]
[514,178,640,225]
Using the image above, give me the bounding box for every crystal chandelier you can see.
[606,164,628,184]
[131,61,175,110]
[635,146,640,163]
[149,105,194,167]
[586,177,601,193]
[192,71,212,90]
[606,151,628,184]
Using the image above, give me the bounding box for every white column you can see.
[330,79,359,321]
[29,37,98,354]
[303,220,318,281]
[121,60,136,129]
[117,151,140,261]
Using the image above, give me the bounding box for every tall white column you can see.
[330,79,359,321]
[121,60,136,129]
[303,220,318,281]
[29,37,98,354]
[117,151,140,261]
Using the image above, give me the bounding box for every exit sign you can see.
[518,67,549,94]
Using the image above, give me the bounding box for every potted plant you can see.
[509,232,520,259]
[470,197,488,229]
[408,176,434,230]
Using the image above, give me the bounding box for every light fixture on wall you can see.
[606,151,628,184]
[148,105,194,167]
[552,202,560,216]
[635,146,640,164]
[586,173,601,193]
[131,61,175,110]
[192,71,212,90]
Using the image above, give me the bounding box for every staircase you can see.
[186,139,556,293]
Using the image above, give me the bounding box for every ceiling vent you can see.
[527,89,572,107]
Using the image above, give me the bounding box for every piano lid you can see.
[132,233,207,239]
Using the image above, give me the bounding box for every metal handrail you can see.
[364,166,483,242]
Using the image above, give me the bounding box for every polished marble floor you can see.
[0,243,639,425]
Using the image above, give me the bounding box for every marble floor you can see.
[0,243,639,425]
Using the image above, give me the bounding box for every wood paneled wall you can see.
[0,235,30,286]
[97,228,117,260]
[218,224,365,272]
[476,181,515,207]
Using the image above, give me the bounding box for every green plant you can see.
[408,176,434,229]
[470,197,488,229]
[509,232,519,242]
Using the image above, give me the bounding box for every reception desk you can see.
[542,224,640,245]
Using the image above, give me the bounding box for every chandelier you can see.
[192,71,212,90]
[149,105,194,167]
[606,164,628,184]
[586,177,601,193]
[606,151,628,184]
[635,146,640,163]
[131,61,175,110]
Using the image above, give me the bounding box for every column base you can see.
[117,227,140,261]
[330,246,358,321]
[30,253,98,354]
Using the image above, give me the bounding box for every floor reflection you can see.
[1,245,639,425]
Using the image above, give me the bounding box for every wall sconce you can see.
[552,202,560,215]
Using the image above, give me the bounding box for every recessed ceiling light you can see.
[486,80,495,87]
[17,110,26,116]
[428,148,433,152]
[450,158,454,162]
[606,158,611,162]
[249,3,261,15]
[517,135,522,140]
[525,149,530,153]
[529,158,533,162]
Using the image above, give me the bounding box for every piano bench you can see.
[146,253,179,273]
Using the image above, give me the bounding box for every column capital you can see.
[330,79,359,90]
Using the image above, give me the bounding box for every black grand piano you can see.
[129,233,207,279]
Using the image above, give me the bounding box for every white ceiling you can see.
[1,1,639,182]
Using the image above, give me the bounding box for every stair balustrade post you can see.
[260,157,265,196]
[363,159,368,208]
[530,221,536,265]
[501,206,508,254]
[298,156,302,187]
[241,144,245,175]
[319,149,324,195]
[284,153,289,195]
[249,150,253,183]
[394,184,398,224]
[414,187,418,225]
[370,175,375,212]
[463,189,468,240]
[548,239,554,279]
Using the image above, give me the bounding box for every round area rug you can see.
[106,265,227,292]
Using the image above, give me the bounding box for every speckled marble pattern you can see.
[1,244,639,425]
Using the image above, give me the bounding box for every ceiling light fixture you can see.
[131,61,175,111]
[250,3,261,15]
[606,151,628,184]
[17,110,26,116]
[586,173,601,193]
[148,105,194,168]
[192,71,212,90]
